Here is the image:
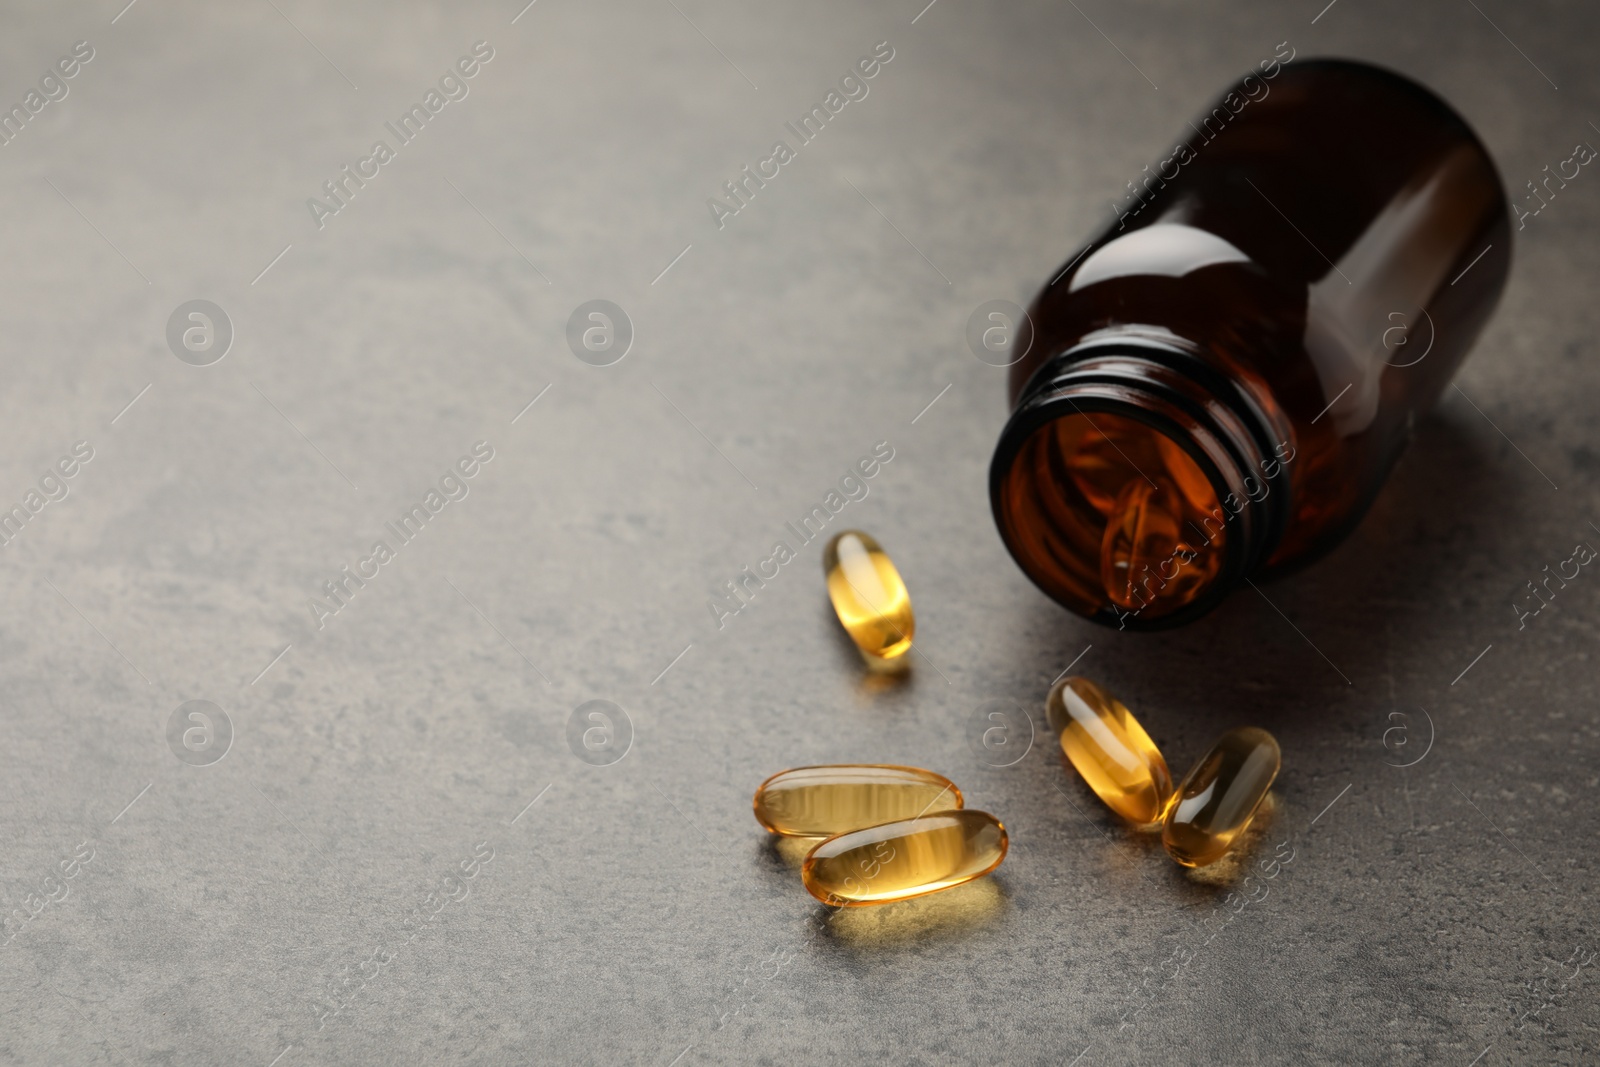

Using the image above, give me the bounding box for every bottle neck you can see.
[990,338,1291,630]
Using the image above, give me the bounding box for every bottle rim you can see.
[990,338,1292,630]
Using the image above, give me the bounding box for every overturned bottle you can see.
[990,56,1511,629]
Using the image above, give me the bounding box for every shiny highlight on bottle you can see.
[801,810,1008,906]
[752,765,962,838]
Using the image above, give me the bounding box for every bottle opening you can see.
[992,342,1287,629]
[997,412,1228,624]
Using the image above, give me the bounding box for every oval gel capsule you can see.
[801,810,1007,907]
[1046,676,1173,826]
[752,765,963,838]
[823,531,915,661]
[1162,726,1281,868]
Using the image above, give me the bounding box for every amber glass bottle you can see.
[990,58,1511,630]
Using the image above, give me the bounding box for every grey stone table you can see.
[0,0,1595,1063]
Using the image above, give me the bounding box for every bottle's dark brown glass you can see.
[991,57,1511,629]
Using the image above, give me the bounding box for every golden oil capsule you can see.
[801,810,1007,907]
[823,530,914,661]
[1162,726,1280,868]
[1099,477,1209,612]
[752,765,963,838]
[1046,676,1173,826]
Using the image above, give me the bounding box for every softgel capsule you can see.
[1162,727,1280,868]
[823,530,915,663]
[1047,676,1173,827]
[753,765,962,838]
[801,810,1008,907]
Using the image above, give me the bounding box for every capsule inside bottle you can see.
[802,810,1007,907]
[1046,676,1173,827]
[752,765,963,838]
[1162,726,1280,868]
[996,414,1224,622]
[823,530,915,661]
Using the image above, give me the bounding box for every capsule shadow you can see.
[820,599,914,695]
[811,875,1008,949]
[761,833,816,870]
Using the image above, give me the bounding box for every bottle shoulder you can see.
[1015,222,1305,405]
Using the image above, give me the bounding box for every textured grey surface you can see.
[0,0,1596,1064]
